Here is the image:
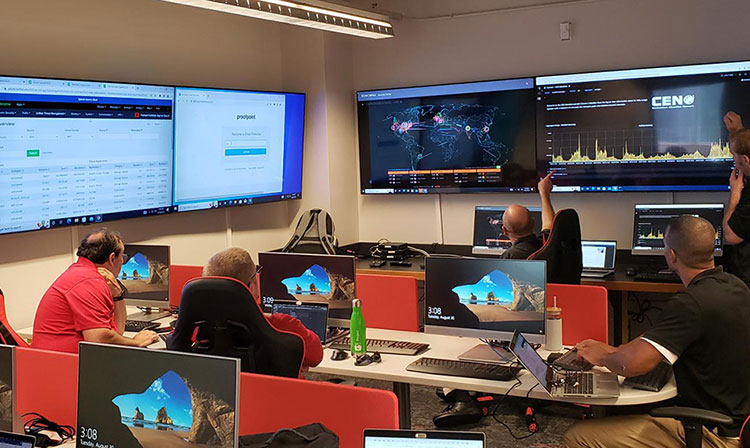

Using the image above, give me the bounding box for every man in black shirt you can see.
[722,111,750,288]
[499,173,555,260]
[565,215,750,448]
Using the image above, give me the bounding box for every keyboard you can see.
[633,272,681,283]
[624,362,673,392]
[406,357,521,381]
[124,320,160,332]
[563,371,595,395]
[552,349,593,371]
[329,337,429,356]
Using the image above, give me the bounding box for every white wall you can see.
[352,0,750,246]
[0,0,358,329]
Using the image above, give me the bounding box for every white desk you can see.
[19,321,676,429]
[312,328,677,428]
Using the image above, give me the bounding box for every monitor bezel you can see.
[631,203,725,256]
[258,251,357,327]
[76,342,240,448]
[356,76,538,195]
[363,428,486,446]
[121,244,172,308]
[423,257,547,345]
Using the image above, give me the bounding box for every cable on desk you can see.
[23,412,75,447]
[479,338,515,364]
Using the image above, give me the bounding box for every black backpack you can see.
[282,209,337,255]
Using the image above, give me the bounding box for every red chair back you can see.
[0,289,29,347]
[546,283,608,345]
[356,274,420,332]
[15,347,78,427]
[239,372,398,445]
[169,265,203,308]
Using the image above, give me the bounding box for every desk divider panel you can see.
[239,372,399,446]
[356,274,420,332]
[15,347,78,428]
[547,283,609,345]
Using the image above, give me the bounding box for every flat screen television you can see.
[0,75,176,235]
[536,60,750,192]
[172,87,305,211]
[357,78,538,194]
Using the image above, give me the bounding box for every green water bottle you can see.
[350,299,367,355]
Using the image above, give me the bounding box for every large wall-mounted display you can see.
[0,75,306,237]
[173,87,304,212]
[536,61,750,192]
[357,78,538,194]
[0,76,176,235]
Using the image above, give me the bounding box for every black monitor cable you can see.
[23,412,75,447]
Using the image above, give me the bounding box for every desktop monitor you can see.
[424,257,546,344]
[631,204,725,256]
[258,252,356,325]
[472,206,542,255]
[357,77,538,194]
[581,240,617,269]
[172,87,305,212]
[0,75,176,236]
[121,244,171,319]
[76,342,239,448]
[536,60,750,192]
[271,302,329,344]
[0,345,14,433]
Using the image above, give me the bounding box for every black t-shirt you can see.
[500,233,543,260]
[643,266,750,436]
[727,179,750,287]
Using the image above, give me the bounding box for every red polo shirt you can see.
[32,258,117,353]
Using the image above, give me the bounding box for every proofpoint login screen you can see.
[173,87,287,208]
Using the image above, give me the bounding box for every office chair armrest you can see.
[650,406,734,426]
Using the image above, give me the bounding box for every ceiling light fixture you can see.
[157,0,394,39]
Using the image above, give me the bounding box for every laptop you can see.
[472,206,542,255]
[363,429,485,447]
[0,431,36,448]
[509,331,620,398]
[581,240,617,278]
[271,301,329,344]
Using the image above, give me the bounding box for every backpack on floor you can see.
[282,209,337,255]
[239,423,339,448]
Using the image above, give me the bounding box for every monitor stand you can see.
[127,308,171,322]
[458,342,515,364]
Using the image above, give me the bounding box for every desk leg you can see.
[393,382,411,429]
[610,291,630,346]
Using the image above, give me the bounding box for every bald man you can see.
[564,215,750,448]
[499,173,555,259]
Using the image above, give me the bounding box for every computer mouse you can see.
[330,349,349,361]
[626,267,637,277]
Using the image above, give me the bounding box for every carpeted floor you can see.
[308,373,582,447]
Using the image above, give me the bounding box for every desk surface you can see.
[313,328,676,407]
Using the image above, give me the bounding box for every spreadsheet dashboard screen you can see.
[0,75,175,235]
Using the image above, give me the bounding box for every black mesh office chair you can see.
[527,209,583,284]
[167,277,304,378]
[650,407,749,448]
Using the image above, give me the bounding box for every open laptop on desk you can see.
[364,429,484,447]
[510,331,620,398]
[0,431,36,448]
[271,301,330,344]
[581,240,617,278]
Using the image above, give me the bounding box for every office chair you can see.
[527,209,583,284]
[650,407,749,447]
[168,277,304,378]
[0,288,30,346]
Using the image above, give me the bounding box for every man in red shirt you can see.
[32,229,159,353]
[193,247,324,370]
